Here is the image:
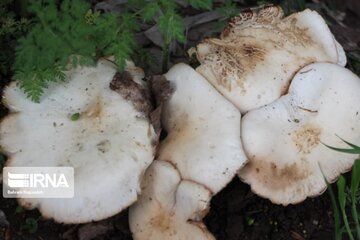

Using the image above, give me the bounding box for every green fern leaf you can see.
[158,12,185,44]
[187,0,212,10]
[142,2,160,22]
[13,0,141,102]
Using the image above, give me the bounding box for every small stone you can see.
[0,210,9,227]
[78,221,113,240]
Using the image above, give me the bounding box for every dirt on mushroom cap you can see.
[193,6,346,113]
[110,71,153,116]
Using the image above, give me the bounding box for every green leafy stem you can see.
[323,138,360,240]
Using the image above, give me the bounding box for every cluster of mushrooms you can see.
[1,5,360,240]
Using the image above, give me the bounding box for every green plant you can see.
[211,0,242,32]
[216,0,241,20]
[14,0,139,102]
[20,217,39,234]
[0,0,30,79]
[246,216,255,226]
[0,1,30,37]
[14,0,212,102]
[132,48,159,73]
[350,160,360,239]
[326,177,342,240]
[0,152,5,170]
[324,139,360,240]
[130,0,212,72]
[15,205,25,214]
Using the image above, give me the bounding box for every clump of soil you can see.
[205,178,334,240]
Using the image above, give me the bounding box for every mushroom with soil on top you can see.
[129,63,247,239]
[0,59,158,223]
[239,62,360,205]
[192,6,346,113]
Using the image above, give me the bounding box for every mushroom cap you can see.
[238,63,360,205]
[0,60,157,223]
[195,6,346,113]
[129,160,214,240]
[159,63,247,194]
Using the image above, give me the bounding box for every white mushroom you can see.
[193,6,346,113]
[129,63,247,239]
[238,63,360,205]
[158,63,247,193]
[129,160,214,240]
[0,59,157,223]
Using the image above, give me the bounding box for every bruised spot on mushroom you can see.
[85,100,102,118]
[271,162,310,181]
[76,142,84,151]
[110,71,153,115]
[191,205,211,220]
[96,140,111,154]
[160,117,196,150]
[251,160,312,191]
[149,209,174,233]
[292,125,321,154]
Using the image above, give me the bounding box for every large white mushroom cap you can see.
[239,63,360,205]
[0,59,157,223]
[129,63,247,239]
[158,63,247,194]
[194,6,346,113]
[129,160,214,240]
